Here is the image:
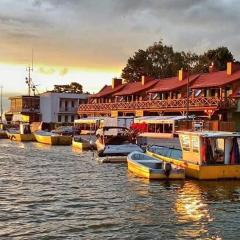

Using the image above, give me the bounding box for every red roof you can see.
[190,70,240,88]
[90,84,125,98]
[113,80,158,96]
[147,74,200,93]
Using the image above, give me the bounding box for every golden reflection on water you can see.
[72,147,83,154]
[175,181,214,239]
[32,142,53,150]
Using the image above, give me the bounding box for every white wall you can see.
[40,92,88,123]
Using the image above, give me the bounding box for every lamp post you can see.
[186,65,190,119]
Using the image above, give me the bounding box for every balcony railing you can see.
[10,107,40,113]
[78,97,237,113]
[59,107,78,113]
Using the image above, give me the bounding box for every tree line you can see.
[121,41,235,82]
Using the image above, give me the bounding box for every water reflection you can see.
[32,142,54,150]
[175,181,213,239]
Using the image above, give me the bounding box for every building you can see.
[78,62,240,122]
[40,92,88,123]
[5,95,40,123]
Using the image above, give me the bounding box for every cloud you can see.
[38,67,55,75]
[59,68,68,76]
[0,0,239,69]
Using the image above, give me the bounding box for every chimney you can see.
[141,76,153,85]
[227,62,240,75]
[209,62,218,73]
[178,69,187,81]
[112,78,122,88]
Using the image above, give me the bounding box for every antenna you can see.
[25,49,34,96]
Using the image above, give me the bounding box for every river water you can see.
[1,139,240,239]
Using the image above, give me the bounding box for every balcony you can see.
[59,107,78,113]
[78,97,237,114]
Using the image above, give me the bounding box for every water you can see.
[1,140,240,239]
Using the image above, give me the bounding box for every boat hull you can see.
[72,139,95,150]
[34,134,72,145]
[127,152,185,180]
[7,132,35,142]
[147,150,240,180]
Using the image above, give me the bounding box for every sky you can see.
[0,0,240,105]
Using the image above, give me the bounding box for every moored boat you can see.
[127,151,185,180]
[72,136,95,150]
[34,131,72,145]
[147,131,240,180]
[7,130,35,142]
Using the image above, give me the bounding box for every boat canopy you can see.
[134,116,189,124]
[74,117,106,124]
[177,131,240,138]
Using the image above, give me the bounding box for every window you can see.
[72,101,75,108]
[65,115,68,123]
[58,115,62,123]
[71,115,75,122]
[181,135,190,151]
[192,136,199,153]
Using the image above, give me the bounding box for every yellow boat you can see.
[34,131,72,145]
[127,151,185,180]
[7,131,35,142]
[147,131,240,180]
[72,136,95,151]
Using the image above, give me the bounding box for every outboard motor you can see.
[97,149,105,157]
[164,162,172,177]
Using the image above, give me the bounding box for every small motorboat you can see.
[72,136,95,151]
[7,125,35,142]
[34,130,72,145]
[127,151,185,180]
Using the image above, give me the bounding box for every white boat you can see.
[127,151,185,180]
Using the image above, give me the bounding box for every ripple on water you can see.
[1,140,240,239]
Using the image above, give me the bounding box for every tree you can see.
[53,82,83,93]
[121,42,235,82]
[121,49,152,82]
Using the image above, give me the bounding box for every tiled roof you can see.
[147,74,200,93]
[113,80,158,96]
[190,70,240,88]
[90,84,125,98]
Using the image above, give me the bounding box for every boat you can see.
[6,124,35,142]
[95,126,143,162]
[132,116,190,139]
[72,136,95,150]
[7,130,35,141]
[147,131,240,180]
[34,130,72,145]
[127,151,185,180]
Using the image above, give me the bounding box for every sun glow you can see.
[0,63,121,96]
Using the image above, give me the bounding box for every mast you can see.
[25,49,34,96]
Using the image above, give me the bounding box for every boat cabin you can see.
[74,117,105,134]
[178,131,240,166]
[133,116,189,138]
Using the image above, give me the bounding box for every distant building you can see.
[5,95,40,123]
[40,92,88,123]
